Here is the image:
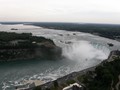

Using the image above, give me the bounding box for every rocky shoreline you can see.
[25,50,120,90]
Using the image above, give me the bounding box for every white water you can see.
[0,24,120,90]
[63,41,109,61]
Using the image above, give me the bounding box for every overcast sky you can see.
[0,0,120,24]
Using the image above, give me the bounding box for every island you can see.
[0,32,62,61]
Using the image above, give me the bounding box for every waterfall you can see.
[62,40,110,62]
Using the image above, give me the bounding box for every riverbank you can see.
[27,50,120,90]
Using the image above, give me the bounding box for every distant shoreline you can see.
[27,23,120,42]
[0,22,120,42]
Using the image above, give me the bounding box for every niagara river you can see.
[0,24,120,90]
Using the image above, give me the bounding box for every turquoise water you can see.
[0,58,87,90]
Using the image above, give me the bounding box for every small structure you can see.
[63,83,83,90]
[32,41,36,44]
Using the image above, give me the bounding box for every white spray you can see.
[62,41,110,63]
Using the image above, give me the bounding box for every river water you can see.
[0,24,120,90]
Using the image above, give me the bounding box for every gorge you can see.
[0,24,120,90]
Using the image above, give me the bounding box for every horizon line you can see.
[0,21,120,25]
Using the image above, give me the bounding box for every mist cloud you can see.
[63,41,110,61]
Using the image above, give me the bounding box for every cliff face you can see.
[35,42,62,60]
[0,32,62,61]
[0,43,62,61]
